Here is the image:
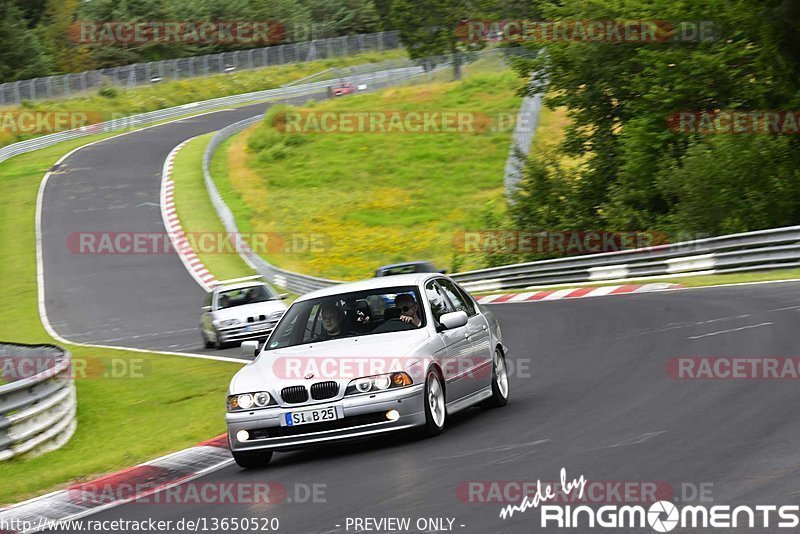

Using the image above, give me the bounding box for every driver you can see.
[316,304,349,341]
[395,294,422,327]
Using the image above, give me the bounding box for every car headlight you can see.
[345,373,413,396]
[216,318,241,327]
[227,391,275,412]
[253,392,271,407]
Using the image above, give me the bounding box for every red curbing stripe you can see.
[564,287,595,299]
[66,465,174,505]
[491,294,518,303]
[610,285,640,294]
[197,434,228,448]
[528,290,555,300]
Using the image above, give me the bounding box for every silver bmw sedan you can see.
[225,273,510,468]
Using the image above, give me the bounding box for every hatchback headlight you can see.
[216,318,242,327]
[345,373,413,395]
[227,391,275,411]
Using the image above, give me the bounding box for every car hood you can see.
[229,329,433,394]
[212,301,287,321]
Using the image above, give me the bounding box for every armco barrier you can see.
[449,226,800,293]
[201,59,461,294]
[0,62,428,167]
[0,31,402,105]
[0,343,77,461]
[203,114,340,294]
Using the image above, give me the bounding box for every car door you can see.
[438,278,493,394]
[201,291,214,335]
[425,279,474,402]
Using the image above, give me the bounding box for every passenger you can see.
[395,294,422,327]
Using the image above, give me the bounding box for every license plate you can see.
[243,325,252,333]
[281,406,338,427]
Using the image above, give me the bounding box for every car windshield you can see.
[216,285,277,310]
[264,286,425,350]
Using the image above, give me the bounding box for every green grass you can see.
[0,126,242,505]
[170,135,299,301]
[171,134,257,281]
[0,50,406,148]
[215,68,524,280]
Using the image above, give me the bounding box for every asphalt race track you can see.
[41,75,420,358]
[50,281,800,533]
[40,97,327,357]
[36,68,800,534]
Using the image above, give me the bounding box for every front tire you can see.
[213,328,225,350]
[232,449,273,469]
[482,348,509,408]
[201,329,214,349]
[422,370,446,436]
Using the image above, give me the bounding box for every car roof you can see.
[214,281,267,292]
[296,273,440,302]
[376,260,436,270]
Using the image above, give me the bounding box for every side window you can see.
[425,280,453,323]
[204,292,213,308]
[438,279,475,316]
[301,304,322,344]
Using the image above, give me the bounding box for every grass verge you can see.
[214,68,523,280]
[170,135,299,301]
[0,50,405,148]
[171,134,257,281]
[0,126,241,505]
[475,268,800,296]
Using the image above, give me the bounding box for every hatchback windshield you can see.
[216,285,277,310]
[265,286,425,350]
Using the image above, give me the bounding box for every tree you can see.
[390,0,488,79]
[302,0,380,37]
[39,0,92,72]
[0,2,51,81]
[508,0,800,238]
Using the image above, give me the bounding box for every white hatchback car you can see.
[200,276,288,349]
[225,273,509,468]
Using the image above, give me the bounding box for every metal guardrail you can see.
[0,343,77,461]
[0,31,402,106]
[0,62,426,167]
[203,114,341,294]
[449,226,800,292]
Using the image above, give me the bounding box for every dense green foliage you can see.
[3,0,798,252]
[0,0,384,80]
[507,0,800,246]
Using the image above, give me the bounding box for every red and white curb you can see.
[475,283,682,304]
[0,435,231,532]
[161,139,217,292]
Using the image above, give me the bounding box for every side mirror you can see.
[201,305,212,312]
[278,293,289,300]
[439,311,468,330]
[439,269,447,274]
[241,340,260,358]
